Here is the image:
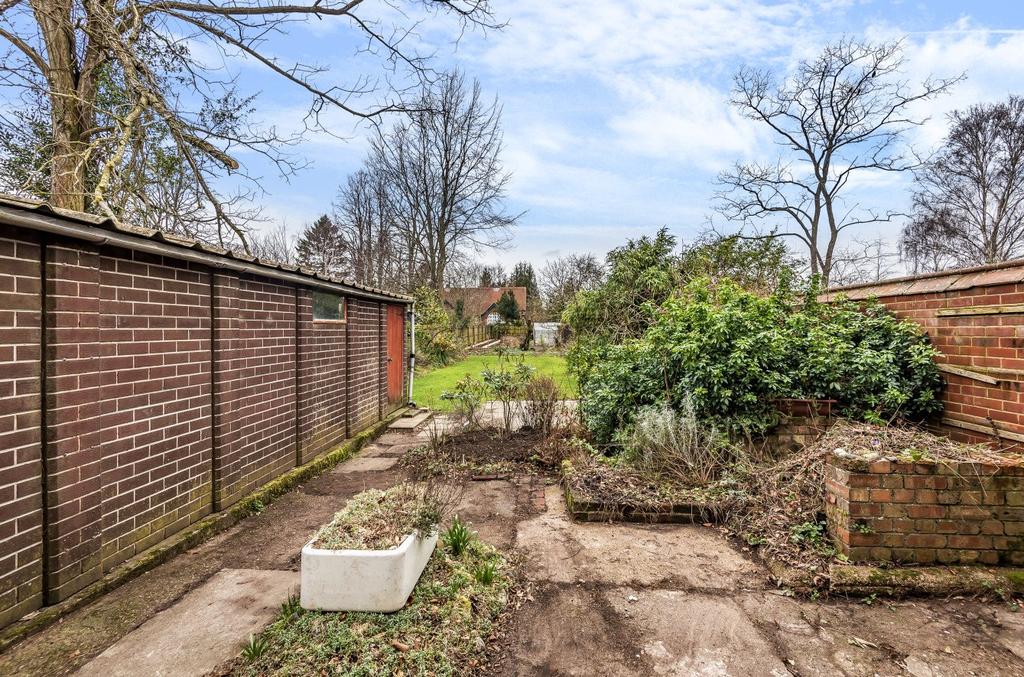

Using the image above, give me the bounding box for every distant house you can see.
[444,286,528,325]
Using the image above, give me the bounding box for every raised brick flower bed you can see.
[825,450,1024,566]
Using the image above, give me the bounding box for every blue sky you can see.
[221,1,1024,269]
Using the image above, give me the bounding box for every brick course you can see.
[0,230,408,630]
[825,453,1024,565]
[96,249,212,572]
[824,263,1024,450]
[346,298,383,433]
[297,289,348,464]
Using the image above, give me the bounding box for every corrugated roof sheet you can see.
[0,194,412,302]
[821,258,1024,301]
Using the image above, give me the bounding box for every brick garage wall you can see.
[44,241,106,600]
[213,274,296,508]
[96,249,212,572]
[0,224,408,630]
[297,289,347,464]
[824,261,1024,450]
[346,298,383,432]
[0,228,43,627]
[825,454,1024,565]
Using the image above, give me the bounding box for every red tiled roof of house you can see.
[443,286,527,318]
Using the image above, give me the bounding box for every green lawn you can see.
[413,352,576,410]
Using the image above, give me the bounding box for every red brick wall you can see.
[826,454,1024,566]
[44,241,105,601]
[346,298,383,432]
[0,228,43,626]
[825,264,1024,450]
[297,289,347,464]
[0,230,407,630]
[96,249,212,572]
[213,274,296,508]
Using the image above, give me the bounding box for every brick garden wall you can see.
[825,453,1024,566]
[0,229,408,629]
[824,261,1024,450]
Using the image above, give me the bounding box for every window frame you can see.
[312,290,348,323]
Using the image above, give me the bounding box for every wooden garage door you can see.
[386,304,405,403]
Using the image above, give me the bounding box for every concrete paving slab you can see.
[376,431,420,446]
[516,487,762,589]
[734,591,1024,676]
[74,569,298,677]
[356,442,392,457]
[389,411,432,430]
[454,480,518,549]
[606,589,792,676]
[332,455,397,473]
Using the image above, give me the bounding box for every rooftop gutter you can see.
[0,205,411,305]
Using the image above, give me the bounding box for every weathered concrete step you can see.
[388,409,433,430]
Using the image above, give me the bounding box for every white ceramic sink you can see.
[300,531,437,612]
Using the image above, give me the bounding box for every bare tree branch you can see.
[714,37,961,284]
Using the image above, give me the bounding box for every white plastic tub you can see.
[300,531,438,612]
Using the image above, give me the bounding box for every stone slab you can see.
[606,589,793,676]
[516,487,763,590]
[333,456,397,473]
[389,411,432,430]
[74,569,298,677]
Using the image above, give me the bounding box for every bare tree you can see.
[828,236,901,286]
[296,214,344,277]
[478,264,507,287]
[444,257,486,288]
[540,253,604,319]
[249,223,296,265]
[0,1,499,248]
[334,167,405,289]
[372,70,518,290]
[900,96,1024,272]
[714,38,959,285]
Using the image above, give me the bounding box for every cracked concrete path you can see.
[497,485,1024,676]
[4,426,1024,677]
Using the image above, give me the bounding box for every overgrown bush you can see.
[481,350,534,435]
[579,277,942,443]
[621,399,738,486]
[564,228,800,387]
[414,286,461,367]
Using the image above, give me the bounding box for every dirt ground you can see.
[2,424,1023,676]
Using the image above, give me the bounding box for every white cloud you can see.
[477,0,807,76]
[607,76,761,170]
[868,21,1024,151]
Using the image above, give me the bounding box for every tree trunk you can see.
[50,104,89,212]
[32,0,94,212]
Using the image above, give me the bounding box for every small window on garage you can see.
[313,291,346,321]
